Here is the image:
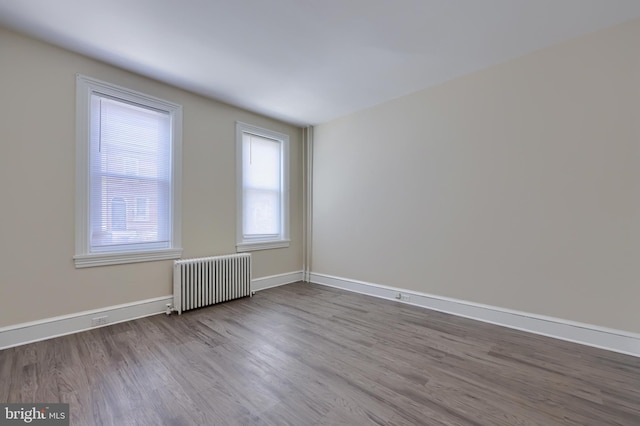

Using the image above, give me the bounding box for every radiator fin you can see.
[173,254,251,314]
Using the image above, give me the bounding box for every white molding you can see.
[0,296,172,350]
[310,273,640,358]
[74,248,183,268]
[236,240,290,252]
[0,271,304,350]
[252,271,303,292]
[75,74,183,269]
[235,121,290,250]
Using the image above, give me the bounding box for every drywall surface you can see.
[312,19,640,333]
[0,27,302,327]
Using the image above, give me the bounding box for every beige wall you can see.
[0,28,303,327]
[312,19,640,333]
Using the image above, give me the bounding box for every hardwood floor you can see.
[1,282,639,425]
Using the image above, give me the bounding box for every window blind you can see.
[89,94,172,252]
[242,133,282,238]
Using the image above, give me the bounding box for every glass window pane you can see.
[242,133,282,238]
[243,189,281,236]
[89,94,171,251]
[242,134,281,190]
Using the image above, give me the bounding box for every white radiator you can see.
[173,254,251,314]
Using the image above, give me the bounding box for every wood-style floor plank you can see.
[1,282,639,425]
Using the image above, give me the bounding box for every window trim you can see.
[74,74,182,268]
[236,121,290,252]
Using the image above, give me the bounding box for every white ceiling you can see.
[1,1,640,126]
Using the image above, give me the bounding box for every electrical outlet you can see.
[91,315,109,327]
[395,293,411,302]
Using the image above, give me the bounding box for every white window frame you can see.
[74,74,182,268]
[236,122,290,252]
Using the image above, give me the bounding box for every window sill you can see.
[236,240,290,252]
[74,248,183,268]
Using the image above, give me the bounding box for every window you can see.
[134,197,149,221]
[75,75,182,267]
[111,197,127,231]
[236,122,289,251]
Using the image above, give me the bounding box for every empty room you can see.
[1,1,639,425]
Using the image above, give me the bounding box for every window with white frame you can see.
[236,122,289,251]
[75,75,182,268]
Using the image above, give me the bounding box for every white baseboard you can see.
[310,272,640,358]
[252,270,303,292]
[0,296,173,350]
[0,270,305,350]
[0,271,304,350]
